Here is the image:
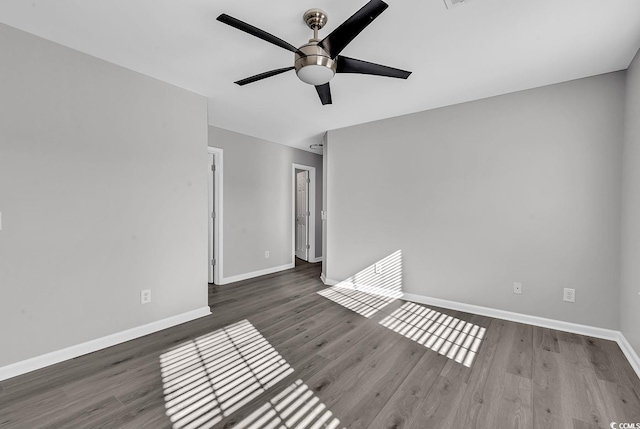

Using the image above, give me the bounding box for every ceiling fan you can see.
[217,0,412,105]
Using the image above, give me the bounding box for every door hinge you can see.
[307,178,311,183]
[211,211,216,219]
[211,258,216,266]
[307,211,310,217]
[211,164,216,172]
[306,244,310,249]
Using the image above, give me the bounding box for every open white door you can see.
[295,170,309,261]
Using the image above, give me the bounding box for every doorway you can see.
[295,169,309,261]
[208,147,223,284]
[292,164,316,264]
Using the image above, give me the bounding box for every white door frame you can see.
[292,163,316,263]
[208,147,224,284]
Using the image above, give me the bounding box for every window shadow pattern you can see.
[234,379,344,429]
[379,302,486,367]
[160,320,293,429]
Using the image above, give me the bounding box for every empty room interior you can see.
[2,0,640,428]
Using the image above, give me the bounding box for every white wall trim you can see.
[292,163,316,264]
[207,146,223,285]
[322,276,339,286]
[0,307,211,382]
[220,263,295,285]
[309,256,323,263]
[616,332,640,379]
[402,292,619,340]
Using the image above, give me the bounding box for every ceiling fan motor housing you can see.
[295,43,337,85]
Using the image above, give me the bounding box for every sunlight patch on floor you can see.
[234,379,345,429]
[380,302,486,367]
[317,287,396,318]
[159,320,294,429]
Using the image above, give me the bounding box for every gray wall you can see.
[0,24,209,367]
[208,127,322,279]
[621,49,640,353]
[326,72,625,329]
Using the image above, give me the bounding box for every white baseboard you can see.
[402,293,620,341]
[0,306,211,382]
[616,332,640,379]
[309,256,323,263]
[220,263,295,285]
[322,276,339,286]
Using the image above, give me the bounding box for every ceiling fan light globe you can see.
[296,65,335,85]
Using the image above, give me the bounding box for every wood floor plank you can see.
[582,337,617,383]
[532,347,566,429]
[596,340,640,423]
[557,331,584,344]
[274,310,363,364]
[557,339,612,428]
[367,350,449,429]
[0,387,70,429]
[534,327,560,353]
[448,318,517,428]
[333,338,426,429]
[506,322,534,379]
[41,395,124,429]
[306,328,403,408]
[492,372,533,429]
[405,359,469,429]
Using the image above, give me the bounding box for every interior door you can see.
[208,153,215,283]
[295,170,309,261]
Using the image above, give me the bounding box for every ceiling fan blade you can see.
[336,56,411,79]
[315,83,332,105]
[234,67,295,86]
[217,14,302,55]
[318,0,388,59]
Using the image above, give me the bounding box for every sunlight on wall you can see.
[380,302,486,367]
[234,379,345,429]
[318,250,402,318]
[331,250,403,298]
[159,320,294,429]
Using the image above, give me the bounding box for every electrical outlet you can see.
[375,263,383,274]
[563,288,575,303]
[141,289,151,304]
[265,251,270,259]
[513,282,522,294]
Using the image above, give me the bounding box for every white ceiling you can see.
[1,0,639,152]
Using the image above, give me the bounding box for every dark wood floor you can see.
[1,261,639,428]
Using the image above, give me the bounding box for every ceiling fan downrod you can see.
[303,8,328,41]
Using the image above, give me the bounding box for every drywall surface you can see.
[208,127,322,279]
[0,23,209,367]
[621,49,640,353]
[326,72,625,329]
